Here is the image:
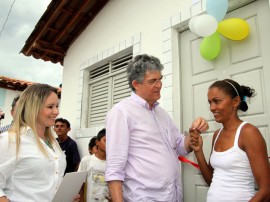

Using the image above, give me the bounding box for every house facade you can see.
[0,88,20,127]
[0,76,30,127]
[22,0,270,201]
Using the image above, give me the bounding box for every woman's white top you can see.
[0,127,66,202]
[207,121,255,202]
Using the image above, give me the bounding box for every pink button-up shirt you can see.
[105,92,188,202]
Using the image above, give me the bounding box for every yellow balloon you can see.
[218,18,249,40]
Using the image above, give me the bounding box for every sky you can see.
[0,0,63,87]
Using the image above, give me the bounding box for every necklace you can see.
[44,139,55,151]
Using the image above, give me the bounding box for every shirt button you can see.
[56,172,58,174]
[55,157,57,160]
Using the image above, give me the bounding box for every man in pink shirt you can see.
[105,54,208,202]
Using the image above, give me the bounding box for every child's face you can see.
[89,145,97,155]
[96,136,106,153]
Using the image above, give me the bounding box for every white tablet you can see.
[52,171,88,202]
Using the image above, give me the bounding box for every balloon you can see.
[200,32,221,60]
[188,16,199,34]
[218,18,249,40]
[190,14,218,37]
[206,0,228,22]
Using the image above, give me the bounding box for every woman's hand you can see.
[189,129,203,152]
[106,195,112,202]
[73,194,80,202]
[0,196,9,202]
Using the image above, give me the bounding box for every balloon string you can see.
[178,156,200,169]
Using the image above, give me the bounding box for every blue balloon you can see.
[206,0,228,22]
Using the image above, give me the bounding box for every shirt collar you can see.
[22,126,32,134]
[131,91,159,110]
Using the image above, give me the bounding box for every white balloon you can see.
[189,16,199,34]
[193,14,218,37]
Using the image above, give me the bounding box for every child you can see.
[88,136,97,155]
[78,128,110,202]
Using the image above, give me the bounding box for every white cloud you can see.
[0,0,63,87]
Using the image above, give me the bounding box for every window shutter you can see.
[89,63,109,80]
[88,78,110,125]
[111,52,132,104]
[87,50,133,126]
[113,72,131,104]
[112,52,133,73]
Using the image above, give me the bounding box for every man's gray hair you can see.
[127,54,164,91]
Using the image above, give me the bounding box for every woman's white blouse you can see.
[0,127,66,202]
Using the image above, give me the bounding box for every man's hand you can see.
[190,117,209,133]
[185,117,208,152]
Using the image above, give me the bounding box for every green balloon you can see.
[200,32,221,60]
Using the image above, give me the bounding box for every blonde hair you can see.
[9,84,59,158]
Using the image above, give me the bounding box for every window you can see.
[87,50,132,126]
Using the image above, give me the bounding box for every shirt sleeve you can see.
[77,156,89,172]
[0,134,17,197]
[170,117,189,156]
[105,105,130,182]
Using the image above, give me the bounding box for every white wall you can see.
[0,88,21,127]
[59,0,192,157]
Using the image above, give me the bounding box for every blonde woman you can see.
[0,84,78,202]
